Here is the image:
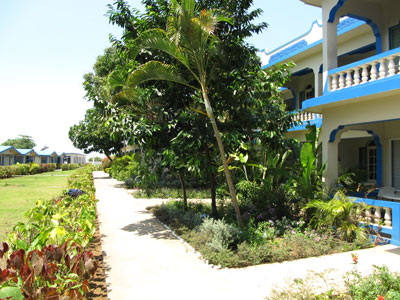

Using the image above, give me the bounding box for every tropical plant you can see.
[293,125,325,203]
[0,241,97,300]
[120,0,243,226]
[305,191,370,242]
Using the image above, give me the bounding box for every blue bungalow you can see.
[0,146,23,166]
[17,149,40,164]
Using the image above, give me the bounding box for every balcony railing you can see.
[328,47,400,92]
[292,111,322,122]
[353,197,400,246]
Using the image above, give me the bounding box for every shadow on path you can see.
[385,247,400,255]
[121,218,178,240]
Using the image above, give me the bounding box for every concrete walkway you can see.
[94,171,400,300]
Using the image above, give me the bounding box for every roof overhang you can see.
[300,0,322,8]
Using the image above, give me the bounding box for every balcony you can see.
[289,111,323,132]
[328,47,400,92]
[303,47,400,112]
[293,111,322,122]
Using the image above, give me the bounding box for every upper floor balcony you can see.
[303,47,400,112]
[328,47,400,93]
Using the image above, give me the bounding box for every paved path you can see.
[94,171,400,300]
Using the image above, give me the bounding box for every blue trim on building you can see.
[328,125,382,187]
[327,47,400,76]
[367,130,382,187]
[336,17,365,35]
[260,20,322,60]
[292,68,313,77]
[262,18,365,69]
[0,146,13,154]
[288,116,323,132]
[269,40,308,66]
[353,197,400,246]
[347,14,382,54]
[341,43,376,57]
[328,0,349,23]
[304,74,400,110]
[328,125,345,142]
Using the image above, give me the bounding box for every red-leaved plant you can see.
[0,241,97,300]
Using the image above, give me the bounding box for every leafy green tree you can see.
[69,109,124,160]
[124,0,244,226]
[2,135,36,149]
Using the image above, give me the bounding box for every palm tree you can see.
[123,0,243,226]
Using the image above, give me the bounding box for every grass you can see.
[0,169,77,241]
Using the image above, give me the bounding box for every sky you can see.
[0,0,321,157]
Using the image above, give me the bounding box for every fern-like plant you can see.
[305,191,369,242]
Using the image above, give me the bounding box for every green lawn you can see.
[0,170,77,241]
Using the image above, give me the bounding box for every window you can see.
[367,140,376,181]
[389,24,400,50]
[392,140,400,189]
[299,85,314,109]
[305,85,314,100]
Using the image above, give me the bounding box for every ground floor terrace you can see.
[311,90,400,245]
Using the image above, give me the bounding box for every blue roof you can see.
[262,18,366,69]
[0,145,24,155]
[17,148,39,155]
[37,150,58,156]
[0,145,13,154]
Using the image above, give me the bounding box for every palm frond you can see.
[129,28,191,70]
[127,61,199,91]
[108,70,128,90]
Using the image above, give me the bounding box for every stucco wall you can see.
[321,94,400,187]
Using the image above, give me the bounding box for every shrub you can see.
[109,154,139,182]
[305,191,370,242]
[1,166,98,298]
[48,163,57,171]
[198,218,240,252]
[28,163,40,174]
[10,164,28,175]
[346,265,400,300]
[152,201,203,231]
[102,157,112,171]
[268,265,400,300]
[39,163,50,173]
[0,166,12,179]
[236,180,295,223]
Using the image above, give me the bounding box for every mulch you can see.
[87,217,108,300]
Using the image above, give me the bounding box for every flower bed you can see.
[151,200,372,268]
[0,166,99,299]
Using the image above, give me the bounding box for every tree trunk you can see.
[201,88,243,227]
[204,144,217,217]
[104,151,113,161]
[178,168,188,210]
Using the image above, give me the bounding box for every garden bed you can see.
[86,217,108,300]
[150,200,373,269]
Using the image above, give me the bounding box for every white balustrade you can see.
[328,51,400,92]
[364,205,392,227]
[388,56,396,76]
[292,112,323,122]
[384,207,392,226]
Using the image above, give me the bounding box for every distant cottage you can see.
[0,146,86,166]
